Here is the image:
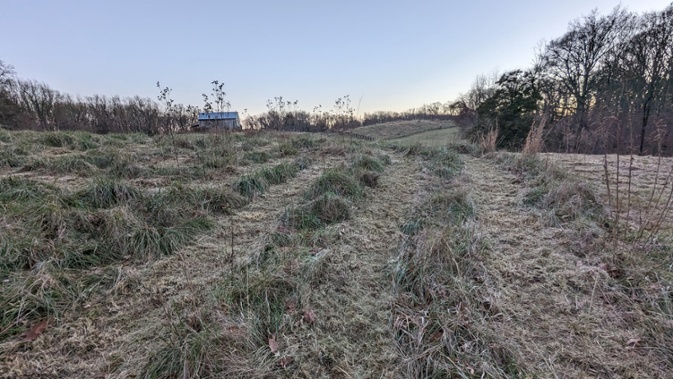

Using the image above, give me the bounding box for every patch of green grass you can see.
[235,175,269,198]
[0,129,11,143]
[393,175,524,378]
[0,147,26,168]
[74,179,142,209]
[41,132,75,148]
[0,177,59,203]
[235,161,304,198]
[25,155,97,176]
[243,151,270,164]
[279,142,298,157]
[426,190,474,225]
[306,167,363,200]
[258,162,299,185]
[353,155,385,172]
[284,194,351,231]
[290,135,320,149]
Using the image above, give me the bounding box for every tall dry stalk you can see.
[480,126,499,153]
[522,116,546,156]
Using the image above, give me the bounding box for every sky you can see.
[1,0,671,116]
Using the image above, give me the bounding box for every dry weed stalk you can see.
[480,125,499,153]
[522,116,546,156]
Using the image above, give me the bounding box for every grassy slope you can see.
[351,120,454,140]
[1,124,671,378]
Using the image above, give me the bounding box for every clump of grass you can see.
[41,132,75,148]
[258,162,299,185]
[279,142,298,157]
[426,189,474,225]
[399,144,463,179]
[74,179,142,209]
[235,162,304,198]
[128,218,212,262]
[198,146,237,169]
[0,147,26,168]
[235,175,269,198]
[306,168,363,200]
[310,194,351,223]
[506,154,603,223]
[0,177,58,203]
[25,155,97,176]
[0,128,11,143]
[282,208,323,231]
[172,137,195,150]
[544,182,603,221]
[353,155,385,172]
[243,151,270,164]
[284,194,351,231]
[86,151,147,179]
[290,135,319,149]
[393,174,524,377]
[0,262,80,341]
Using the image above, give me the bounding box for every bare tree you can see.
[540,7,633,147]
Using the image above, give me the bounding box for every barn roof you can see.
[198,112,239,120]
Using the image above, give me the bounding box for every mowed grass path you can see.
[392,127,461,147]
[351,120,454,140]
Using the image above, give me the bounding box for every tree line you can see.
[0,59,459,135]
[0,62,202,135]
[454,3,673,155]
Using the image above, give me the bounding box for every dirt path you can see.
[463,156,655,377]
[284,155,423,378]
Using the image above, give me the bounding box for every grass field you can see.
[351,120,454,140]
[391,127,461,147]
[1,122,672,378]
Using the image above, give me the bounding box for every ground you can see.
[0,125,671,378]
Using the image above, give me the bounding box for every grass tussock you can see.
[284,194,351,231]
[235,161,306,198]
[499,153,604,224]
[243,150,270,164]
[352,154,385,172]
[393,152,525,377]
[398,143,464,179]
[305,167,364,200]
[74,179,142,208]
[0,175,249,341]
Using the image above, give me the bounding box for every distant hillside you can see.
[352,120,455,140]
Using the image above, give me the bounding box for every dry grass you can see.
[477,151,673,377]
[2,127,672,378]
[521,117,546,156]
[352,120,455,140]
[480,126,499,154]
[543,152,673,239]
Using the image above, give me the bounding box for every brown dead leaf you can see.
[429,330,443,342]
[278,356,294,369]
[268,335,279,354]
[23,319,48,341]
[286,299,296,313]
[303,309,317,324]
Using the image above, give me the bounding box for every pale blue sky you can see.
[1,0,670,115]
